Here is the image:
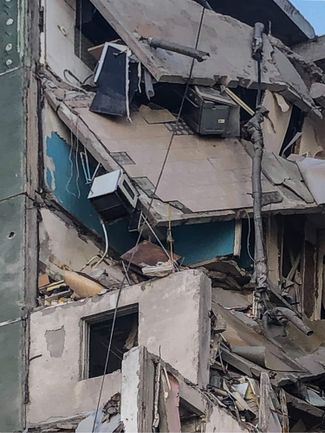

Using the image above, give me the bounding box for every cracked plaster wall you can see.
[27,269,211,424]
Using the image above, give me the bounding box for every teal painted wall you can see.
[45,132,102,235]
[44,132,139,254]
[173,220,236,265]
[0,0,27,430]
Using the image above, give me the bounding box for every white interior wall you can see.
[206,405,249,433]
[44,0,91,81]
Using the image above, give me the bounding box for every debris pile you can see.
[29,0,325,431]
[208,292,325,431]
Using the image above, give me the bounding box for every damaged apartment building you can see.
[4,0,325,431]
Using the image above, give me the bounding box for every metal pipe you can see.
[147,37,210,62]
[244,107,269,318]
[195,0,213,10]
[252,23,265,61]
[273,307,313,336]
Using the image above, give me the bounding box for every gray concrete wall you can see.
[0,0,39,430]
[27,269,211,425]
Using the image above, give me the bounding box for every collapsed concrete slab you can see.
[89,0,315,110]
[44,83,318,229]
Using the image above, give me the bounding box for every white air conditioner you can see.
[88,170,138,222]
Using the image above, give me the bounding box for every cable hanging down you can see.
[91,5,208,432]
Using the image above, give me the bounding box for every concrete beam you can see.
[206,0,315,46]
[294,35,325,68]
[273,0,315,40]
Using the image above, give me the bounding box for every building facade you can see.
[2,0,325,432]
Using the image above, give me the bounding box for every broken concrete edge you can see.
[43,77,322,229]
[272,0,315,41]
[122,346,250,432]
[26,346,248,432]
[88,0,316,111]
[272,35,325,85]
[294,34,325,65]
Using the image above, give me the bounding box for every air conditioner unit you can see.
[88,170,138,222]
[182,86,240,137]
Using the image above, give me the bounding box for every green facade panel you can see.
[0,0,21,74]
[0,1,27,431]
[0,195,25,323]
[0,321,23,432]
[0,68,25,202]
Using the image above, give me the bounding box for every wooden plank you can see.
[258,373,270,433]
[279,388,289,433]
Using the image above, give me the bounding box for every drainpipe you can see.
[195,0,213,10]
[245,23,269,319]
[245,107,269,319]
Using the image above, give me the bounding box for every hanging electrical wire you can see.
[91,5,208,432]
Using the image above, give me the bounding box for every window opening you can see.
[75,0,120,68]
[86,305,138,378]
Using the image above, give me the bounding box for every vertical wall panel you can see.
[0,0,27,430]
[0,322,24,432]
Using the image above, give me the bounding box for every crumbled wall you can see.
[39,208,103,277]
[27,269,211,424]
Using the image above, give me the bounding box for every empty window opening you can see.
[303,240,317,318]
[280,105,305,157]
[75,0,120,68]
[86,305,138,378]
[280,216,305,312]
[321,256,325,320]
[238,218,255,270]
[179,400,203,433]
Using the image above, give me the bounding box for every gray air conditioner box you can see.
[182,86,240,137]
[88,170,138,222]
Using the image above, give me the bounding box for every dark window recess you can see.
[280,215,307,312]
[122,180,136,200]
[280,105,305,157]
[321,255,325,320]
[88,307,138,378]
[281,216,305,279]
[231,87,259,123]
[179,400,202,433]
[75,0,119,68]
[303,241,316,318]
[238,218,255,270]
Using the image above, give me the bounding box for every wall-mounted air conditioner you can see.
[88,170,138,222]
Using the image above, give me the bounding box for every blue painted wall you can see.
[45,132,102,235]
[44,134,251,268]
[107,218,138,255]
[173,220,236,266]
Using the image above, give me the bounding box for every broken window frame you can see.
[81,303,139,380]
